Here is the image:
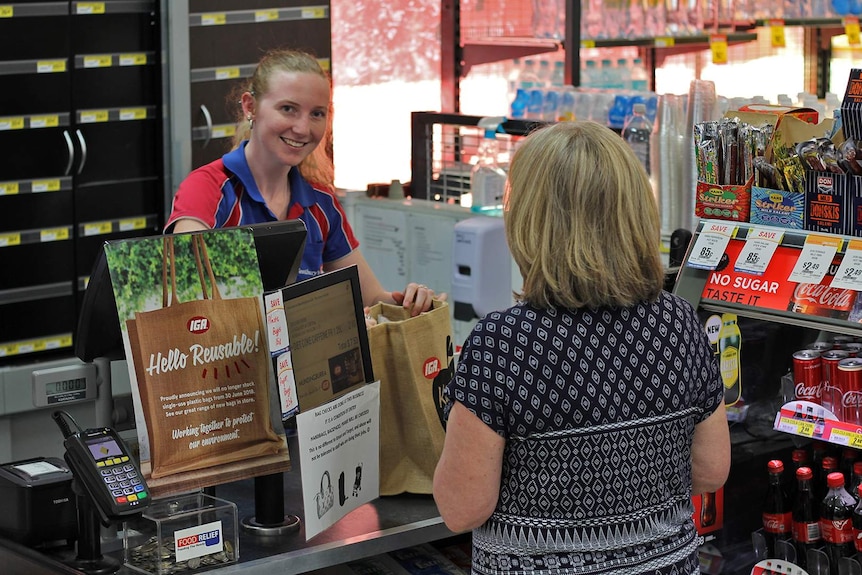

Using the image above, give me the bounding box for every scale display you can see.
[31,363,97,407]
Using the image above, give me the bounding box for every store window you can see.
[330,0,441,191]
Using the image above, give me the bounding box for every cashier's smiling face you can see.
[250,70,330,168]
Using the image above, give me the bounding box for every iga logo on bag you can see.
[187,316,210,334]
[423,357,442,379]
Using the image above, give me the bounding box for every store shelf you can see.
[674,221,862,338]
[774,401,862,448]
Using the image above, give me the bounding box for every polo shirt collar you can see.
[223,141,315,209]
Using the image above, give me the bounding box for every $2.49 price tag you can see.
[734,226,783,275]
[686,221,736,270]
[787,234,841,284]
[830,239,862,291]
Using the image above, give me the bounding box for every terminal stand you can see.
[240,473,301,536]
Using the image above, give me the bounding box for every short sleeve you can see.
[444,316,509,438]
[681,300,723,423]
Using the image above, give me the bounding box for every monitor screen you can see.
[75,221,308,362]
[274,265,373,412]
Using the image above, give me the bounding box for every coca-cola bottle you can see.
[700,491,716,528]
[851,461,862,503]
[763,460,792,558]
[792,466,821,570]
[789,448,810,499]
[819,456,840,503]
[820,471,856,574]
[853,483,862,556]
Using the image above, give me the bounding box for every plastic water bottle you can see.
[622,102,652,174]
[537,59,552,87]
[616,58,632,91]
[598,58,623,90]
[470,120,507,211]
[630,58,649,92]
[550,61,565,88]
[506,58,524,104]
[582,59,598,88]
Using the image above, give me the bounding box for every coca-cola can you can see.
[842,342,862,355]
[822,349,850,418]
[810,341,835,353]
[793,349,823,404]
[838,357,862,425]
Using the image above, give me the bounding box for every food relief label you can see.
[174,520,223,562]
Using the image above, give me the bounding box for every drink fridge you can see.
[673,221,862,575]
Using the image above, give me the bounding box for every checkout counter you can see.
[0,430,458,575]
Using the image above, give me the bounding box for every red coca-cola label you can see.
[843,391,862,409]
[791,284,855,312]
[820,517,855,543]
[856,529,862,552]
[763,511,792,534]
[792,520,821,543]
[795,381,823,401]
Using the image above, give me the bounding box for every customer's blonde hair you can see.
[505,120,665,309]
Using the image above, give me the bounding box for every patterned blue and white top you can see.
[445,291,723,575]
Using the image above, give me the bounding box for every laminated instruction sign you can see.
[104,229,288,492]
[297,382,380,540]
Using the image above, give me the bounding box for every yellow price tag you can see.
[846,17,861,45]
[212,124,237,139]
[0,182,19,195]
[30,115,60,128]
[84,222,113,236]
[0,5,14,18]
[76,2,106,14]
[255,10,278,22]
[119,53,147,66]
[119,108,146,121]
[83,55,112,68]
[0,233,22,247]
[654,37,675,48]
[118,218,146,231]
[215,68,240,80]
[769,20,786,48]
[47,335,73,350]
[80,110,109,123]
[40,228,70,242]
[580,40,596,49]
[201,13,227,26]
[301,7,325,18]
[710,35,728,65]
[0,117,25,131]
[798,420,814,436]
[32,179,61,193]
[37,60,66,73]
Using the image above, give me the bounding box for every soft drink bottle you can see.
[789,448,810,500]
[851,461,862,502]
[763,460,792,558]
[820,471,856,574]
[820,456,839,503]
[792,466,820,570]
[853,483,862,556]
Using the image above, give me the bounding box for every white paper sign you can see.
[297,382,380,540]
[787,235,842,285]
[734,227,783,276]
[686,221,736,270]
[831,240,862,291]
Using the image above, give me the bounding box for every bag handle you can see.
[160,236,179,308]
[191,234,222,301]
[320,470,331,494]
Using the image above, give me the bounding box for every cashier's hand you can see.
[392,282,446,317]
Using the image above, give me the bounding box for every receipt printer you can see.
[452,216,512,321]
[0,457,77,546]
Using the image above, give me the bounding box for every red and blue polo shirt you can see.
[166,142,359,282]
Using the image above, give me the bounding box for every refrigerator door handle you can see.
[63,130,75,176]
[199,104,212,148]
[75,129,87,175]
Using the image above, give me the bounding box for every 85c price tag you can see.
[686,222,736,270]
[734,226,783,275]
[787,235,841,284]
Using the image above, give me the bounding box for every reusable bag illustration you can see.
[126,234,281,479]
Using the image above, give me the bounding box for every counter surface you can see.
[0,431,458,575]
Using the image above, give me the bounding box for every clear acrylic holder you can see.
[123,492,238,575]
[752,527,862,575]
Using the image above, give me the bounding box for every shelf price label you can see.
[654,37,674,48]
[710,35,728,65]
[787,234,841,284]
[686,222,735,270]
[734,226,783,275]
[769,19,786,48]
[0,6,14,18]
[775,415,813,437]
[831,239,862,290]
[845,17,861,45]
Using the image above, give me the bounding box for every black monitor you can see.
[75,220,308,362]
